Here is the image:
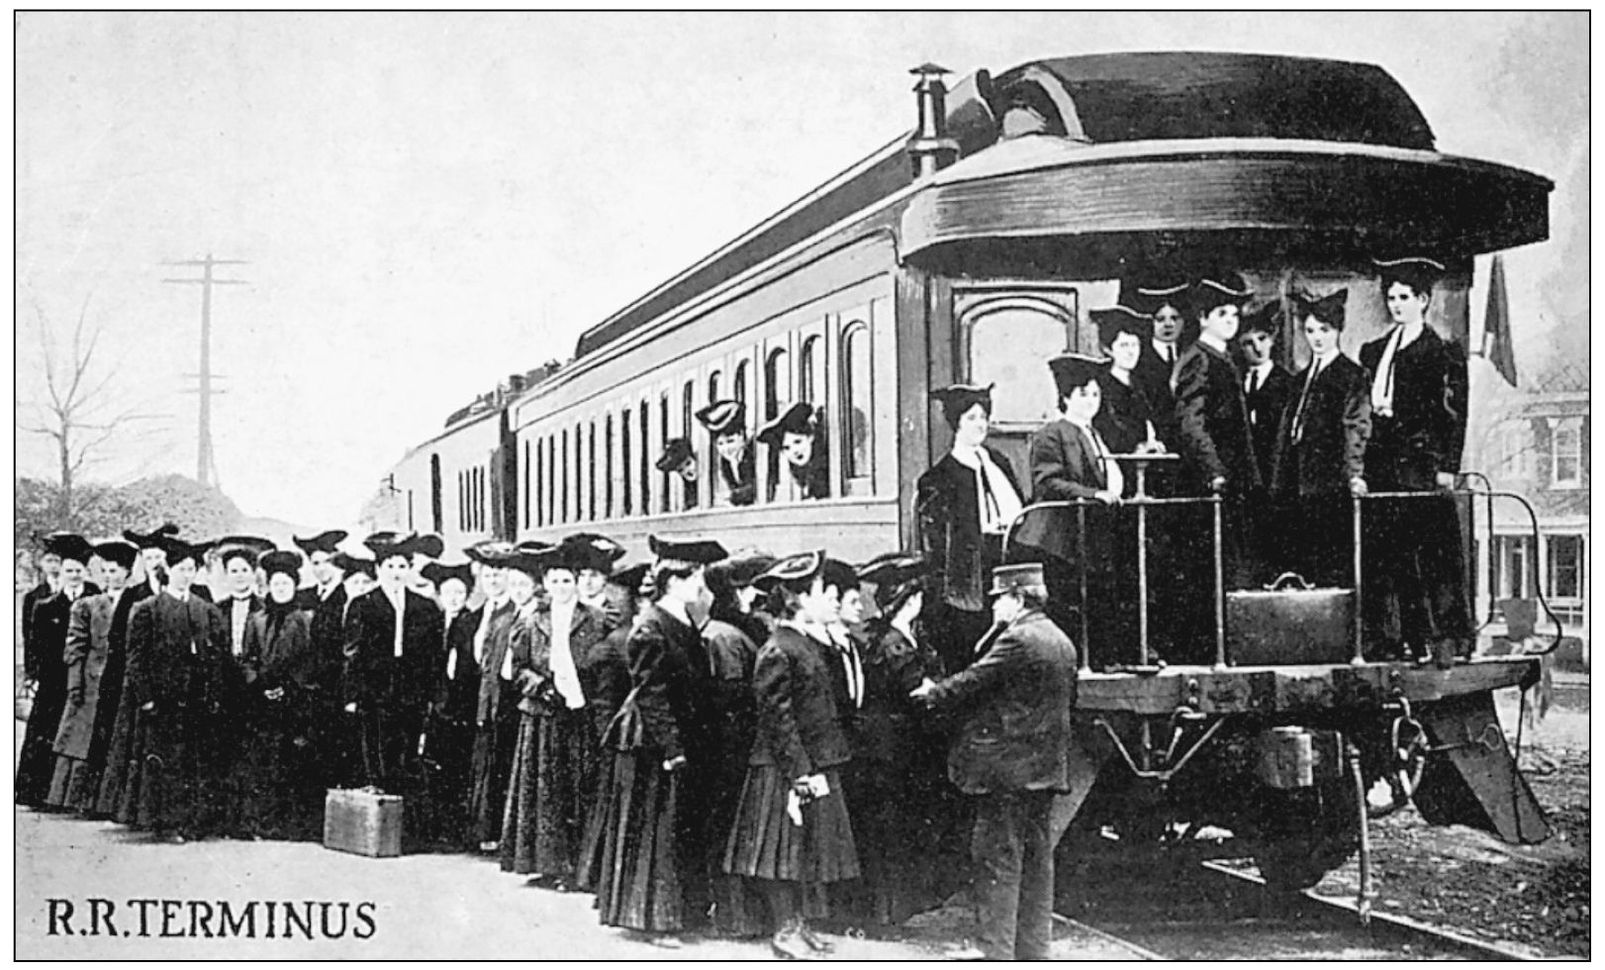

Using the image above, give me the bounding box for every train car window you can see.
[521,441,529,530]
[588,421,598,521]
[639,400,652,517]
[734,360,749,407]
[622,410,634,516]
[800,335,822,405]
[456,470,464,532]
[682,380,700,511]
[764,348,790,422]
[535,439,544,528]
[560,429,569,524]
[960,294,1076,430]
[473,466,482,532]
[547,436,556,526]
[659,393,672,514]
[430,454,443,534]
[841,321,873,486]
[407,489,414,532]
[604,414,615,518]
[708,370,722,405]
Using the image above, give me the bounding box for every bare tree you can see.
[18,293,163,520]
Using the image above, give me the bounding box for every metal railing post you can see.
[1212,494,1226,669]
[1351,494,1366,665]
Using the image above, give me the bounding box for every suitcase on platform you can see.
[323,788,404,858]
[1225,572,1354,666]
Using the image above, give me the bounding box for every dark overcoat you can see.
[53,591,118,758]
[1271,353,1373,499]
[747,625,851,777]
[924,609,1078,796]
[915,447,1023,614]
[17,586,95,804]
[1244,363,1295,476]
[1174,340,1261,495]
[1358,326,1468,491]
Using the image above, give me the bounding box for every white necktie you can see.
[1089,426,1125,497]
[1291,359,1325,444]
[390,590,405,658]
[549,606,585,709]
[1371,328,1405,416]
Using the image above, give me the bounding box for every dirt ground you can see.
[1311,681,1590,959]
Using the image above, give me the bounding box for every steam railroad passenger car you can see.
[395,52,1555,892]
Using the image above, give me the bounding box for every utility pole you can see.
[163,255,248,488]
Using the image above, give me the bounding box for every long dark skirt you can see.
[421,712,478,849]
[723,765,858,885]
[124,706,224,837]
[45,754,100,812]
[467,713,520,846]
[237,701,326,841]
[96,684,143,819]
[834,753,945,926]
[592,749,687,933]
[501,706,596,877]
[16,676,68,807]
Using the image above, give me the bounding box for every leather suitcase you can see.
[323,788,404,858]
[1226,573,1354,666]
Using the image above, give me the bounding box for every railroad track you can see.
[1054,858,1542,960]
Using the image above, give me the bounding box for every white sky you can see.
[13,11,1588,529]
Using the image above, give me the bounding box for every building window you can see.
[1497,535,1532,599]
[841,322,873,483]
[1551,417,1581,487]
[765,346,790,421]
[1548,534,1583,599]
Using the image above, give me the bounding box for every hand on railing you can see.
[1209,475,1227,494]
[1349,477,1369,497]
[1434,472,1457,490]
[1094,489,1121,506]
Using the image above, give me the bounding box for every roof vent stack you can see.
[907,63,960,179]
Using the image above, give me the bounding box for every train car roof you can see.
[570,51,1433,360]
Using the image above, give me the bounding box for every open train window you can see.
[799,335,821,404]
[639,400,652,517]
[660,393,672,514]
[681,381,699,510]
[841,320,873,490]
[622,410,634,516]
[958,290,1078,431]
[764,347,789,422]
[430,454,443,534]
[734,360,749,407]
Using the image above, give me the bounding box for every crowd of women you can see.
[16,253,1473,959]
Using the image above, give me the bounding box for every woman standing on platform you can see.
[723,551,859,960]
[17,533,97,808]
[915,384,1025,675]
[237,549,325,840]
[465,543,521,853]
[501,541,608,886]
[592,536,727,947]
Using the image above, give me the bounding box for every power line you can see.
[162,254,248,489]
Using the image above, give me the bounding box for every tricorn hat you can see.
[214,535,277,567]
[464,539,517,567]
[988,562,1047,596]
[1290,288,1348,330]
[122,522,181,550]
[753,549,827,592]
[856,552,931,589]
[648,534,728,565]
[292,530,349,556]
[1191,269,1254,312]
[258,549,304,582]
[159,535,212,568]
[35,531,93,563]
[756,403,816,448]
[1048,353,1109,399]
[1374,256,1444,296]
[1119,273,1190,317]
[929,384,994,430]
[612,562,653,598]
[333,551,377,579]
[1239,300,1282,337]
[822,558,860,594]
[363,531,421,563]
[562,533,627,573]
[90,539,140,571]
[412,533,446,560]
[695,399,748,437]
[1092,305,1154,347]
[655,437,695,473]
[420,560,474,589]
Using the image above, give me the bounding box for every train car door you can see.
[951,283,1084,486]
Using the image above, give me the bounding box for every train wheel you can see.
[1254,776,1361,893]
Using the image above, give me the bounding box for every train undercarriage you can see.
[1058,659,1551,894]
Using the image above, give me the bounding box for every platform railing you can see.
[1001,460,1564,670]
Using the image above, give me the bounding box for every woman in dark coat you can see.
[839,553,947,928]
[1270,288,1373,588]
[17,533,97,808]
[723,551,859,960]
[1359,258,1472,662]
[236,549,326,840]
[121,537,231,841]
[465,545,521,852]
[420,560,482,849]
[46,540,137,811]
[93,533,168,818]
[501,542,609,884]
[591,535,727,946]
[915,384,1025,676]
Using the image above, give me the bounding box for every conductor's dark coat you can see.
[1174,340,1262,495]
[922,609,1079,796]
[915,447,1024,614]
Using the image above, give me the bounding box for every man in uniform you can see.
[912,563,1078,962]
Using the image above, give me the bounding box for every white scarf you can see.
[950,445,1024,536]
[1370,324,1421,418]
[548,599,585,710]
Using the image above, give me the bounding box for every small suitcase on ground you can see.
[1225,572,1354,666]
[323,788,404,858]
